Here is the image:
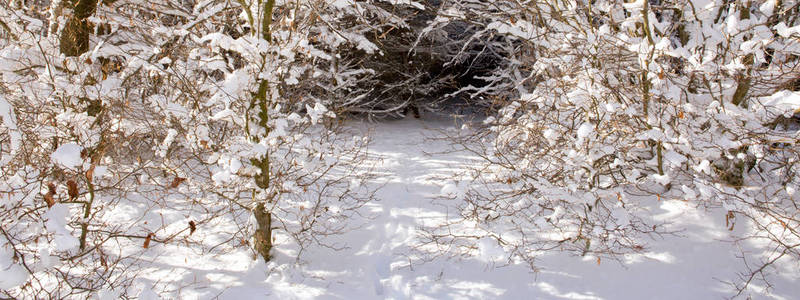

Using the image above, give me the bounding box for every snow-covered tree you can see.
[3,0,800,297]
[427,0,800,293]
[0,0,376,297]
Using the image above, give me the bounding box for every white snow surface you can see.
[50,143,84,169]
[0,237,29,290]
[0,94,21,167]
[44,204,80,252]
[128,114,800,299]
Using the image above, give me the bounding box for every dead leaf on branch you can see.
[44,183,56,208]
[169,177,186,189]
[188,221,196,235]
[67,180,79,200]
[143,233,155,249]
[726,211,736,231]
[778,219,788,229]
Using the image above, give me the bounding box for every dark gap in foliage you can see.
[344,3,508,119]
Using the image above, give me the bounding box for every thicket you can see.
[1,0,800,298]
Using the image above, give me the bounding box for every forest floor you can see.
[136,113,800,300]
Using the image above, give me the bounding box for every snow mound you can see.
[51,143,84,169]
[477,237,507,263]
[44,204,79,252]
[0,237,29,290]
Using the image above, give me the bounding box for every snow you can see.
[439,182,458,197]
[756,90,800,118]
[157,129,178,158]
[120,114,799,299]
[330,0,352,9]
[379,0,424,10]
[775,22,800,38]
[0,237,29,290]
[576,123,593,144]
[622,0,645,10]
[0,95,21,167]
[477,237,507,263]
[50,143,84,169]
[693,159,712,175]
[4,1,800,298]
[306,102,331,124]
[44,204,79,252]
[439,180,465,199]
[759,0,777,16]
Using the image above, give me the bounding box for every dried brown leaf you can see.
[67,180,79,200]
[188,221,196,235]
[44,193,55,208]
[44,183,56,208]
[143,233,154,249]
[169,177,186,189]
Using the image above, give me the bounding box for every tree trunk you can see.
[732,3,753,108]
[253,202,272,261]
[250,0,275,262]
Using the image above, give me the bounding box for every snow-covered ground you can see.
[132,114,800,299]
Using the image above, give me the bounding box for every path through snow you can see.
[154,114,800,299]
